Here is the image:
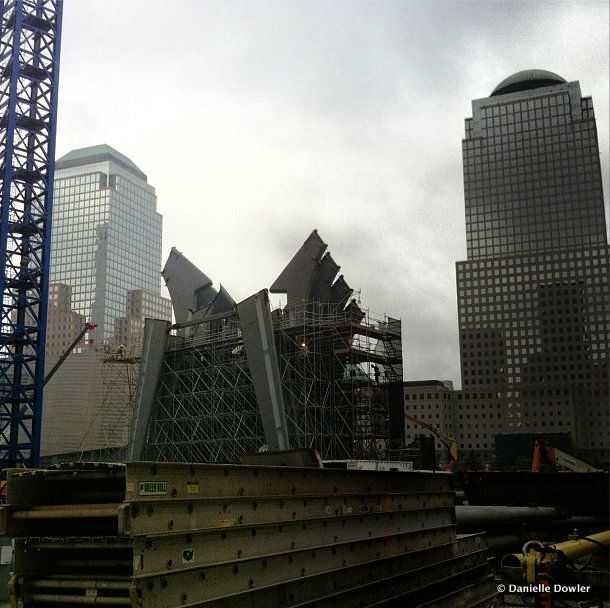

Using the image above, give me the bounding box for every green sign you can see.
[138,481,167,496]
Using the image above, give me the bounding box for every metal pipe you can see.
[456,505,558,529]
[502,529,610,569]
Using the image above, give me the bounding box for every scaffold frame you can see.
[144,317,265,463]
[143,301,402,463]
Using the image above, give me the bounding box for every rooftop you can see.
[56,144,147,181]
[491,69,567,97]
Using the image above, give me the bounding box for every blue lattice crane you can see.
[0,0,62,468]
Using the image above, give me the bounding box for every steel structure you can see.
[0,0,62,468]
[142,301,402,463]
[144,315,265,463]
[275,301,402,460]
[140,232,403,464]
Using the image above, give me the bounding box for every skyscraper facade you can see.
[113,288,173,354]
[46,283,86,357]
[51,144,164,345]
[456,70,609,462]
[41,145,172,458]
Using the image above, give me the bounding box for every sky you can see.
[56,0,609,387]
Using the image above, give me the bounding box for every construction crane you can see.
[0,0,63,468]
[404,412,459,470]
[531,440,600,473]
[43,322,96,386]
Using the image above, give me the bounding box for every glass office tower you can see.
[456,70,609,461]
[463,70,606,259]
[42,146,170,458]
[51,145,163,345]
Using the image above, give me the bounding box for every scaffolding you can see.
[143,302,402,463]
[143,316,264,463]
[97,354,139,451]
[276,302,402,460]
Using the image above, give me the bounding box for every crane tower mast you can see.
[0,0,62,468]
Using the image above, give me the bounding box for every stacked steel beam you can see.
[1,462,498,607]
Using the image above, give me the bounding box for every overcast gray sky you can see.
[56,0,609,387]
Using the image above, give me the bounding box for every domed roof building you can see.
[491,69,566,96]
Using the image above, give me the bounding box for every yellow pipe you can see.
[550,530,610,563]
[502,530,610,573]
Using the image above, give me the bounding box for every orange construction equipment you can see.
[531,440,600,473]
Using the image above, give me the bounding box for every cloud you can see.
[57,0,609,386]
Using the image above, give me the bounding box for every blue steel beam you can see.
[0,0,62,468]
